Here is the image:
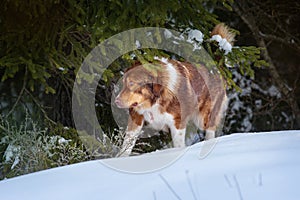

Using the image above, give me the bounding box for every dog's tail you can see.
[211,23,235,45]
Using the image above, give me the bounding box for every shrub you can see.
[0,115,90,179]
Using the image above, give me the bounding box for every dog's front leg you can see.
[118,127,143,157]
[170,127,186,148]
[117,108,144,157]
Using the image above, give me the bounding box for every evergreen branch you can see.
[0,124,8,133]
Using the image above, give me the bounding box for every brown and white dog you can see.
[115,24,233,156]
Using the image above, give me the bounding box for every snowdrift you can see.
[1,131,300,200]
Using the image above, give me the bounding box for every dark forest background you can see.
[0,0,299,178]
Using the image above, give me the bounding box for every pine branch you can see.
[0,124,8,133]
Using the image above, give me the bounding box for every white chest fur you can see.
[137,104,174,131]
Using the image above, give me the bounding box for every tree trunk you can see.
[232,2,300,128]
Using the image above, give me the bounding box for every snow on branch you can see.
[210,23,235,55]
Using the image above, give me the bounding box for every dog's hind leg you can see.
[205,129,215,140]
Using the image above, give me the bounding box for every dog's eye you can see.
[128,81,134,87]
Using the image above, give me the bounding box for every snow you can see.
[1,131,300,200]
[211,34,222,42]
[255,99,262,108]
[267,85,281,98]
[3,144,21,169]
[58,138,71,145]
[211,34,232,54]
[184,29,204,51]
[135,40,141,48]
[281,112,290,123]
[187,29,203,43]
[3,144,15,163]
[251,83,282,99]
[225,57,234,68]
[11,156,20,170]
[164,29,173,39]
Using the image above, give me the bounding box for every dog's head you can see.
[115,63,162,111]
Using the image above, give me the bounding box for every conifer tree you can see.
[0,0,266,127]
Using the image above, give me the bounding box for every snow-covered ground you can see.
[1,130,300,200]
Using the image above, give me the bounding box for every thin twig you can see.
[6,67,28,118]
[24,88,56,125]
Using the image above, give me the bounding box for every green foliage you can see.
[0,0,235,92]
[211,44,269,90]
[0,0,92,93]
[230,47,266,75]
[0,0,267,97]
[89,0,218,40]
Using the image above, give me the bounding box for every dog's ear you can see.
[139,75,154,86]
[152,84,163,97]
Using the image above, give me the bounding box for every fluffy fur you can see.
[211,23,235,45]
[115,24,233,156]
